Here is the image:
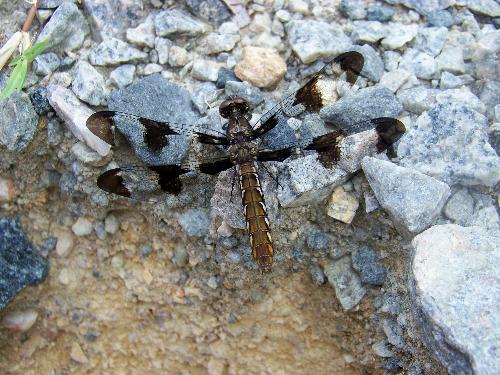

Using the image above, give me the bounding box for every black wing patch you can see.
[372,118,406,152]
[257,148,294,162]
[251,51,364,140]
[199,157,234,175]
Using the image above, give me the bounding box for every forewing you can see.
[252,51,364,140]
[87,111,228,152]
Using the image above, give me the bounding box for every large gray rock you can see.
[411,224,500,375]
[0,218,49,311]
[37,2,89,52]
[457,0,500,17]
[89,38,148,66]
[413,27,448,57]
[82,0,144,40]
[71,61,108,106]
[321,85,402,132]
[0,93,38,151]
[324,256,367,310]
[362,157,451,234]
[154,9,207,37]
[107,75,198,166]
[398,104,500,187]
[287,20,352,64]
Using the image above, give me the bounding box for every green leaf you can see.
[22,40,49,63]
[0,59,28,101]
[9,54,22,66]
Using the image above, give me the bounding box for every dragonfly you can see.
[86,51,405,273]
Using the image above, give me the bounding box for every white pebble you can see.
[104,214,119,234]
[56,230,74,257]
[2,309,38,332]
[72,217,93,236]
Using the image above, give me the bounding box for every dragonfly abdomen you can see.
[238,162,273,273]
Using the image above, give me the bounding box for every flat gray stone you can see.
[362,157,451,234]
[89,38,148,66]
[383,0,454,15]
[155,9,207,37]
[321,85,402,132]
[413,27,448,57]
[398,104,500,187]
[109,65,136,89]
[36,2,89,52]
[33,53,61,76]
[82,0,144,40]
[324,256,367,311]
[457,0,500,17]
[0,93,38,151]
[399,48,438,80]
[411,224,500,375]
[71,61,108,106]
[287,20,352,64]
[351,21,388,43]
[397,86,439,114]
[444,188,475,226]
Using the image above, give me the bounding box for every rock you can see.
[411,224,500,375]
[0,93,38,151]
[459,0,500,17]
[1,309,38,332]
[439,71,474,89]
[398,104,500,187]
[349,44,384,82]
[443,188,474,226]
[110,64,136,89]
[287,20,352,64]
[480,81,500,120]
[309,264,326,285]
[397,86,439,114]
[29,87,52,115]
[71,142,104,166]
[155,9,206,37]
[216,68,240,89]
[204,33,239,55]
[320,85,402,132]
[399,48,437,79]
[351,245,386,285]
[340,0,367,20]
[413,27,448,56]
[55,229,74,257]
[168,46,189,67]
[71,61,107,106]
[324,257,367,310]
[366,5,394,21]
[155,37,172,65]
[351,21,388,43]
[277,154,351,208]
[47,85,111,156]
[37,2,89,52]
[192,59,222,82]
[104,214,119,234]
[178,209,209,237]
[126,14,155,48]
[435,87,485,114]
[234,47,286,88]
[70,342,89,364]
[383,318,405,348]
[383,0,454,15]
[275,9,291,22]
[82,0,143,40]
[141,63,163,76]
[0,177,15,202]
[306,230,334,252]
[362,157,451,234]
[0,218,48,311]
[107,75,196,165]
[191,82,218,114]
[426,9,454,27]
[379,69,411,92]
[33,52,61,76]
[381,23,418,49]
[326,186,359,224]
[436,46,466,75]
[72,217,93,236]
[46,119,63,146]
[372,340,395,357]
[225,81,263,107]
[289,0,310,15]
[89,38,148,66]
[186,0,232,25]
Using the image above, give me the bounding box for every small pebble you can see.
[70,342,89,364]
[326,186,359,224]
[72,217,93,236]
[217,221,234,237]
[0,177,16,202]
[1,309,38,332]
[56,230,74,257]
[309,264,326,285]
[234,47,286,88]
[104,214,119,234]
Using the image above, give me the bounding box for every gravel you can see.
[0,93,39,151]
